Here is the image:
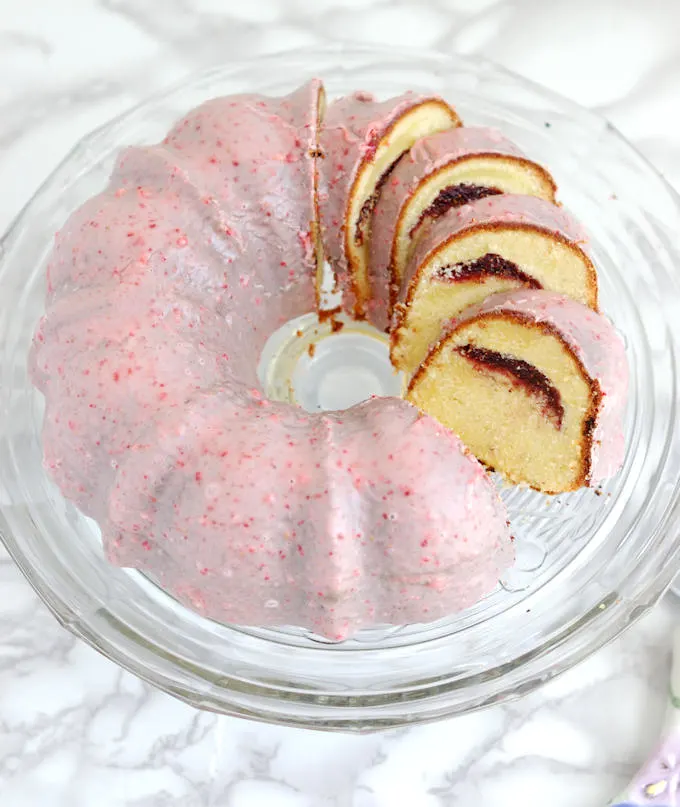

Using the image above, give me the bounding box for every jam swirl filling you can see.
[455,343,564,429]
[410,183,502,237]
[435,253,542,287]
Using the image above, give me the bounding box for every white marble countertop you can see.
[2,1,680,804]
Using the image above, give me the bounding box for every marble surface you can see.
[2,0,680,804]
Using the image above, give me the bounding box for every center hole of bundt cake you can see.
[259,313,403,412]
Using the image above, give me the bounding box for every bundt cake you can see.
[31,80,514,639]
[391,193,599,377]
[369,127,557,331]
[319,91,461,319]
[407,290,627,494]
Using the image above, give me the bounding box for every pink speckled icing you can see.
[370,128,544,330]
[450,289,628,484]
[318,90,457,315]
[30,81,513,639]
[399,193,591,308]
[40,81,324,389]
[107,393,512,639]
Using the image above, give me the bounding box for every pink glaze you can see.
[31,82,512,638]
[397,193,593,320]
[318,91,458,315]
[106,393,512,640]
[370,128,551,331]
[449,289,628,484]
[41,80,324,388]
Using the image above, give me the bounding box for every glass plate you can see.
[1,44,680,732]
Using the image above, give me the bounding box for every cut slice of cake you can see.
[318,91,461,318]
[391,194,598,377]
[369,127,557,330]
[407,290,627,494]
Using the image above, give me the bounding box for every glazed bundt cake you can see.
[369,127,557,330]
[407,290,627,494]
[319,91,461,318]
[31,74,629,637]
[390,193,599,377]
[31,80,515,639]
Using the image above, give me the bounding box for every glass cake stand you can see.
[1,45,680,732]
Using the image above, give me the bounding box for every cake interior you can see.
[391,155,556,295]
[407,315,595,493]
[346,100,458,315]
[392,227,596,377]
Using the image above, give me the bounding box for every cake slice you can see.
[407,290,627,494]
[369,127,557,330]
[391,194,598,377]
[318,91,461,318]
